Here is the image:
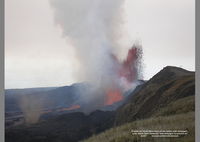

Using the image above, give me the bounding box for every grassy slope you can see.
[114,67,195,126]
[80,95,195,142]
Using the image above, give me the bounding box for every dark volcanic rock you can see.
[5,110,115,142]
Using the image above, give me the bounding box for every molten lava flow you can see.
[61,105,81,111]
[105,45,143,106]
[106,89,123,105]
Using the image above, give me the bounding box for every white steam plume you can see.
[48,0,131,91]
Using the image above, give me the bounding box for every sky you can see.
[5,0,195,89]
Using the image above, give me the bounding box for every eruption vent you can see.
[49,0,144,106]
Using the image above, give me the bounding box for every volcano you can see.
[5,44,144,124]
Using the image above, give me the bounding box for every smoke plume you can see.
[49,0,143,106]
[18,94,45,125]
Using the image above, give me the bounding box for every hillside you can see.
[114,66,195,126]
[81,66,195,142]
[81,94,195,142]
[82,111,195,142]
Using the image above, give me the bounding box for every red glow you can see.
[61,105,81,111]
[105,46,142,105]
[106,89,123,105]
[120,47,138,82]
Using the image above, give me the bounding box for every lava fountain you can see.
[104,44,143,106]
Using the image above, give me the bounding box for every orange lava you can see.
[106,89,123,105]
[105,46,142,105]
[61,105,81,111]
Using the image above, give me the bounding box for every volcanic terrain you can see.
[5,66,195,142]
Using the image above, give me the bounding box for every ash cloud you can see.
[48,0,128,90]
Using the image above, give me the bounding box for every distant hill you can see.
[5,87,59,97]
[5,81,139,114]
[5,87,58,111]
[5,82,102,112]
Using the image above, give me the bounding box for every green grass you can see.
[154,95,195,117]
[80,111,195,142]
[80,95,195,142]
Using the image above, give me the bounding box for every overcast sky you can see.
[5,0,195,89]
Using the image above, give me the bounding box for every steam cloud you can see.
[48,0,140,92]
